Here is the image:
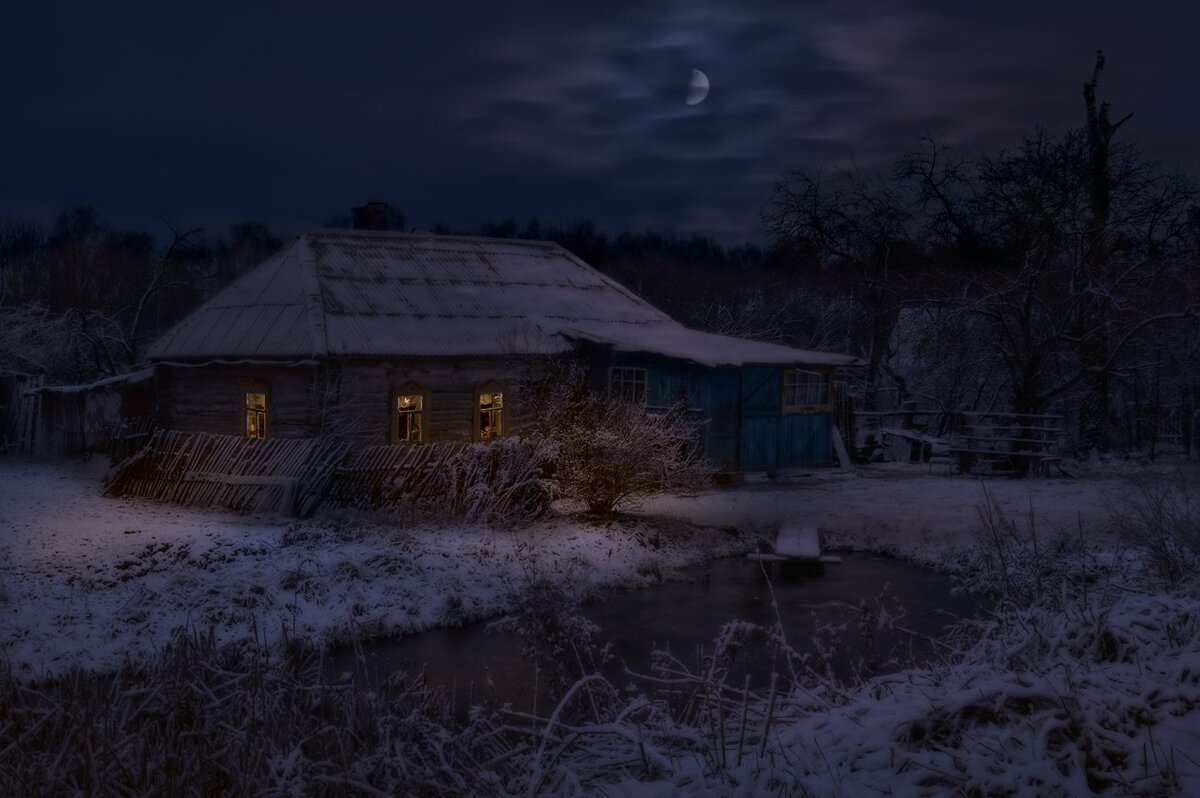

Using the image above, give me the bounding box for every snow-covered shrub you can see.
[1114,470,1200,585]
[963,483,1099,608]
[0,631,516,797]
[443,437,556,524]
[361,437,554,526]
[523,359,711,516]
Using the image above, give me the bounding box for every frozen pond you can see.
[329,554,974,715]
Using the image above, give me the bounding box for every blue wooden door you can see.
[739,367,780,468]
[779,412,832,465]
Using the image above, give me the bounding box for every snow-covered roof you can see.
[149,229,855,368]
[561,327,856,368]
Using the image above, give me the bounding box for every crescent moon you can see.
[686,69,710,105]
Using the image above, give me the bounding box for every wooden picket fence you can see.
[321,440,468,510]
[101,430,514,518]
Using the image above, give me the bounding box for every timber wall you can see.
[324,357,538,444]
[156,363,322,439]
[156,358,541,444]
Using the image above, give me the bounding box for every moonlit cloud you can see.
[0,0,1196,243]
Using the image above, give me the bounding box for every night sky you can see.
[4,1,1198,243]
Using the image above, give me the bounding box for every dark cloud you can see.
[1,0,1196,243]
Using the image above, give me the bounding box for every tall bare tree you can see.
[766,167,913,409]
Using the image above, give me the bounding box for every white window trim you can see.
[782,368,830,412]
[608,366,648,404]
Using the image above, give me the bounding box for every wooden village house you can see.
[145,228,856,472]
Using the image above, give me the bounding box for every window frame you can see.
[390,384,429,444]
[781,368,831,413]
[242,383,270,439]
[473,381,505,442]
[608,366,648,405]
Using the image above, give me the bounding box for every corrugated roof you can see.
[148,229,855,367]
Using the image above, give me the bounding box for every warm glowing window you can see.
[245,391,268,438]
[394,393,424,442]
[609,367,647,403]
[783,370,829,411]
[477,389,503,441]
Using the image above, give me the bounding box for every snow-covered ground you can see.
[642,461,1160,564]
[3,457,1189,678]
[0,459,753,676]
[3,456,1198,794]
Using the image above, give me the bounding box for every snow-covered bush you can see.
[443,437,556,524]
[373,437,555,526]
[0,631,514,796]
[1114,470,1200,586]
[523,359,711,517]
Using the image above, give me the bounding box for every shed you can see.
[147,228,856,470]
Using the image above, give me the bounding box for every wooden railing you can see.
[947,412,1065,476]
[863,409,1068,476]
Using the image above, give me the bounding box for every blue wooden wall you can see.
[736,366,832,468]
[585,347,833,471]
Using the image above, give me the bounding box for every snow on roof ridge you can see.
[301,227,566,250]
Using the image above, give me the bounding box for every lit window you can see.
[783,370,829,411]
[394,393,423,442]
[609,367,647,403]
[245,391,268,439]
[477,389,503,441]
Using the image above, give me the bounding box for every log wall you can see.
[328,358,539,444]
[155,358,543,444]
[156,363,322,439]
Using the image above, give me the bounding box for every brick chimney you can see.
[351,201,393,231]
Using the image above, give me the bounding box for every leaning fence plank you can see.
[103,431,545,521]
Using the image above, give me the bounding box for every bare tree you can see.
[115,222,204,364]
[766,167,913,409]
[884,56,1199,451]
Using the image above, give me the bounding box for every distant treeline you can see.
[0,207,282,382]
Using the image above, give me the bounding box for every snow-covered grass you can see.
[2,456,1198,795]
[0,459,751,677]
[640,460,1195,572]
[592,472,1200,796]
[2,457,1193,676]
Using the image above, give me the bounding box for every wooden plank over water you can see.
[775,521,821,560]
